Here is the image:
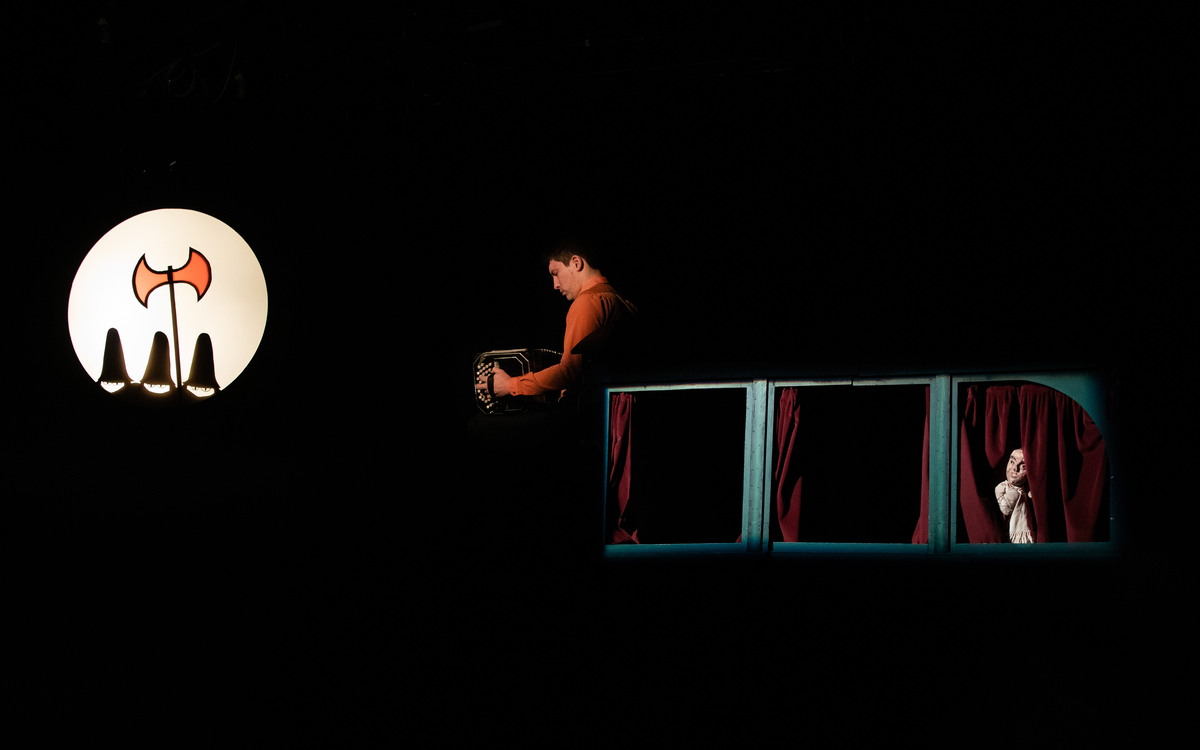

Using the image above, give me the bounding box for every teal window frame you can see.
[600,371,1119,560]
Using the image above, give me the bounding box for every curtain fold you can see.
[910,387,932,544]
[607,392,637,543]
[959,386,1017,543]
[773,387,804,542]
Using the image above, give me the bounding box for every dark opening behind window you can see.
[612,388,747,544]
[776,385,926,543]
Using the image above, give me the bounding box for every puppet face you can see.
[548,257,584,302]
[1006,449,1028,487]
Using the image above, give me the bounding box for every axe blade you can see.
[132,254,168,308]
[175,248,212,300]
[131,248,213,307]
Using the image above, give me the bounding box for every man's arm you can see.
[507,293,608,398]
[471,354,575,398]
[507,352,582,396]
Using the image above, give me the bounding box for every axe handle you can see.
[168,266,182,393]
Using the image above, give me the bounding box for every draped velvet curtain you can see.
[958,384,1108,543]
[772,387,804,542]
[607,392,637,543]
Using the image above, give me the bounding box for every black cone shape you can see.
[184,333,220,391]
[141,331,175,388]
[98,328,132,385]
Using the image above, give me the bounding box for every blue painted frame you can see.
[598,371,1117,561]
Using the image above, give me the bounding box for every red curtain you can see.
[773,387,804,542]
[607,392,638,543]
[959,384,1108,543]
[910,387,932,544]
[1019,385,1109,542]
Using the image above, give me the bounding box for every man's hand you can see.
[475,365,514,398]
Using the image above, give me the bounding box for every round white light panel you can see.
[68,209,268,395]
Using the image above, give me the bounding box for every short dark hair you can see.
[543,234,605,273]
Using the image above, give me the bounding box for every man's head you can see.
[1006,448,1028,487]
[548,254,591,302]
[544,236,603,302]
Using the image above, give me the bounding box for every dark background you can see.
[14,2,1178,728]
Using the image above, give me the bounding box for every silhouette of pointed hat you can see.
[184,333,220,391]
[141,331,175,387]
[98,328,132,384]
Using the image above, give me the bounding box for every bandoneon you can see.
[473,348,561,415]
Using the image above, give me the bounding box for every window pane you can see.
[607,388,746,544]
[773,385,927,543]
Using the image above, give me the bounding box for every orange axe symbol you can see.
[132,248,212,392]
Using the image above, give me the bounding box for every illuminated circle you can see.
[68,209,268,401]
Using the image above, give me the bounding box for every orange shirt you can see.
[509,275,632,399]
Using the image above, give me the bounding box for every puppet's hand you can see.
[996,481,1022,516]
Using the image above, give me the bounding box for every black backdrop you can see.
[13,3,1174,726]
